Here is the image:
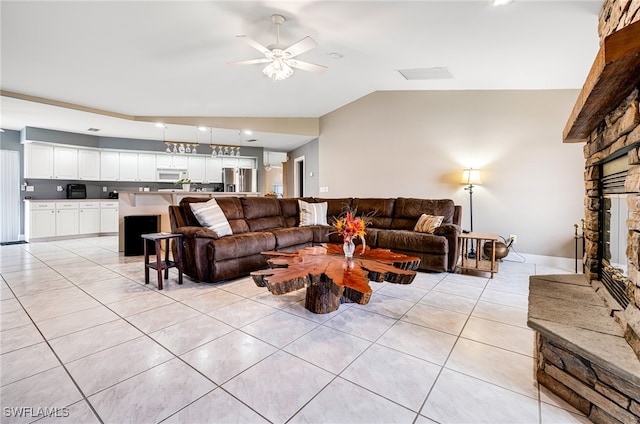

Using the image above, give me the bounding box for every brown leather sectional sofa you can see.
[169,196,462,283]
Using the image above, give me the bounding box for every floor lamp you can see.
[461,168,482,258]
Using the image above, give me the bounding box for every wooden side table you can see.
[458,232,500,278]
[142,232,183,290]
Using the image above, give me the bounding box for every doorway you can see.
[294,156,305,197]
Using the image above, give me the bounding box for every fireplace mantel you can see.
[563,20,640,143]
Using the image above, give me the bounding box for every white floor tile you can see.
[223,350,334,423]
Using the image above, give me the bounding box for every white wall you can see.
[318,90,585,259]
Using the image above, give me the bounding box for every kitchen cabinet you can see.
[55,202,79,236]
[119,152,139,181]
[26,200,119,240]
[79,202,100,234]
[78,149,101,180]
[26,202,56,239]
[100,201,119,233]
[120,152,157,181]
[188,156,206,183]
[100,151,119,181]
[24,143,54,179]
[221,157,238,168]
[157,154,188,169]
[239,158,256,169]
[205,157,223,183]
[54,147,78,179]
[138,153,156,181]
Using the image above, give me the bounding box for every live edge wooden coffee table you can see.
[250,244,420,314]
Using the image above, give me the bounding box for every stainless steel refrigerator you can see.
[223,168,256,192]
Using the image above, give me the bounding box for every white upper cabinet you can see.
[138,153,157,181]
[188,156,206,182]
[172,155,188,169]
[118,152,139,181]
[22,141,258,184]
[24,143,54,179]
[222,157,239,168]
[239,158,256,169]
[53,146,78,179]
[205,157,223,183]
[100,151,119,181]
[120,152,156,181]
[156,154,188,169]
[78,149,101,180]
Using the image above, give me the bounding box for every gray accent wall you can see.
[286,138,319,198]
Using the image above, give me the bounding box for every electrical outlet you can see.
[56,186,63,192]
[509,234,517,244]
[26,186,34,192]
[103,186,107,192]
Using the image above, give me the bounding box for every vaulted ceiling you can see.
[0,1,601,150]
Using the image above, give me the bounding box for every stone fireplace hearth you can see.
[528,2,640,423]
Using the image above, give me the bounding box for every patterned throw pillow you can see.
[189,199,233,237]
[298,200,328,226]
[414,214,444,234]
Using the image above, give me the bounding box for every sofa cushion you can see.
[311,198,353,221]
[269,226,315,249]
[208,232,276,261]
[377,229,448,255]
[189,198,233,237]
[391,198,455,230]
[180,197,249,234]
[414,214,444,234]
[241,197,286,231]
[351,198,395,229]
[299,200,328,226]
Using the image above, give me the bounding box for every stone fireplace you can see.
[527,2,640,423]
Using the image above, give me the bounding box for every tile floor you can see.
[0,236,592,424]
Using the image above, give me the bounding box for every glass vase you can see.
[343,238,355,258]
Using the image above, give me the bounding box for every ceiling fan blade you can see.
[283,36,317,57]
[288,59,327,74]
[227,58,271,66]
[236,35,271,56]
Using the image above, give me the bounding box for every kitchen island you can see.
[118,191,261,252]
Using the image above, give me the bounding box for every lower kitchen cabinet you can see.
[25,200,119,241]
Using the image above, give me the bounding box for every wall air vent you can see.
[87,128,100,132]
[397,67,453,80]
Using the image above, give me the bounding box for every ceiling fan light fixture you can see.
[263,59,294,81]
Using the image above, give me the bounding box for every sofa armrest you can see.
[433,223,461,237]
[172,226,218,282]
[433,223,461,271]
[174,226,220,240]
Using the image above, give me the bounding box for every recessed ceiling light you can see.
[243,130,253,135]
[87,128,100,132]
[198,126,208,131]
[155,123,166,128]
[490,0,512,6]
[329,52,343,59]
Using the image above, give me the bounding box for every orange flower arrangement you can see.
[333,208,369,254]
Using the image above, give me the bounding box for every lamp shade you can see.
[460,168,482,185]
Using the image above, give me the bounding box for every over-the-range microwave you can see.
[156,168,187,182]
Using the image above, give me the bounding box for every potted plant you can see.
[174,177,191,192]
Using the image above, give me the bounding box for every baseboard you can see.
[503,251,581,272]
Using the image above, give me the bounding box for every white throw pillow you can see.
[189,198,233,237]
[298,200,328,226]
[414,214,444,234]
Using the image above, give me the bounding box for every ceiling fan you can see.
[228,14,327,81]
